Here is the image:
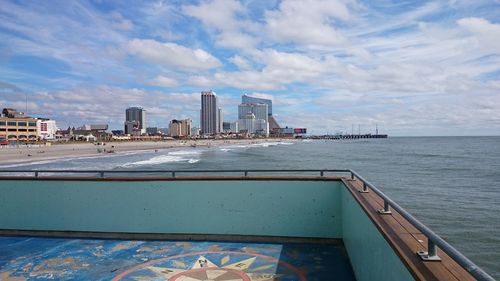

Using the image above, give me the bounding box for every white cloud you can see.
[457,17,500,51]
[229,55,252,70]
[127,39,221,71]
[149,75,178,87]
[182,0,260,50]
[2,86,202,128]
[182,0,245,31]
[265,0,350,46]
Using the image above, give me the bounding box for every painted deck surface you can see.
[0,236,355,281]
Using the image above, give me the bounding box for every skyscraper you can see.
[238,103,269,135]
[238,103,268,123]
[200,91,219,135]
[125,107,146,135]
[218,107,224,134]
[241,94,280,132]
[242,94,272,116]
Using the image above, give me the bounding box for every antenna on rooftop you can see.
[25,93,28,115]
[376,123,379,135]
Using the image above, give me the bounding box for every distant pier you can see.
[308,134,388,140]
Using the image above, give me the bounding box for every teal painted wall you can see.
[0,180,342,238]
[341,186,415,281]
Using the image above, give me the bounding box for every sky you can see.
[0,0,499,136]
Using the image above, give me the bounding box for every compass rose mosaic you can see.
[0,237,356,280]
[112,251,305,281]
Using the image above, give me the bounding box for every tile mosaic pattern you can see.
[0,236,355,281]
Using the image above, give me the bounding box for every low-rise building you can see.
[0,108,38,141]
[37,119,57,140]
[169,119,192,138]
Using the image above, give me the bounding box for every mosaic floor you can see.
[0,236,356,281]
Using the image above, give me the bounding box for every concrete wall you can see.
[341,186,414,281]
[0,180,343,238]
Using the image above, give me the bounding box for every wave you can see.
[168,150,202,156]
[122,154,199,167]
[250,141,294,147]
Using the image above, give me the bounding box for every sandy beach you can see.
[0,139,292,166]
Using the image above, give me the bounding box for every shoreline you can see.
[0,139,295,167]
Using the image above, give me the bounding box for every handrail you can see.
[0,168,494,280]
[349,170,495,281]
[0,169,351,178]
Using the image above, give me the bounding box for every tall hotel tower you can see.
[125,107,146,135]
[200,91,219,135]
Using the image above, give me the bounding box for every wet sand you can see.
[0,139,289,166]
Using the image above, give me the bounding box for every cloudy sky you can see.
[0,0,499,135]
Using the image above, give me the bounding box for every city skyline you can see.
[0,1,499,136]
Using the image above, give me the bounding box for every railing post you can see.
[359,182,369,193]
[172,171,176,178]
[244,171,248,177]
[350,172,356,181]
[34,171,39,178]
[320,170,324,177]
[378,200,392,214]
[417,239,441,261]
[99,172,104,178]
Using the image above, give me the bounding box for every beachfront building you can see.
[125,107,146,135]
[191,127,200,137]
[242,94,281,133]
[73,124,109,141]
[238,103,269,135]
[238,112,255,134]
[0,108,38,141]
[229,122,238,133]
[218,107,224,134]
[200,91,219,135]
[146,127,159,135]
[169,119,192,138]
[37,119,57,140]
[242,94,273,115]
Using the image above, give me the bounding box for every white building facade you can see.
[37,119,57,140]
[237,103,269,135]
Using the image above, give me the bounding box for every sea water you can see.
[1,136,499,278]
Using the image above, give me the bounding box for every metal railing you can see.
[349,170,495,281]
[0,168,494,281]
[0,169,351,178]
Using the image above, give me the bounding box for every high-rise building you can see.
[238,103,268,123]
[218,108,224,134]
[238,103,269,135]
[125,107,146,135]
[229,122,239,133]
[242,94,272,116]
[238,112,256,134]
[241,94,280,132]
[169,119,192,138]
[200,91,219,135]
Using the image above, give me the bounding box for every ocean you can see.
[2,136,499,278]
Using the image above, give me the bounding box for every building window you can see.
[18,122,27,126]
[28,129,36,132]
[0,128,5,131]
[0,121,5,126]
[8,128,17,132]
[7,121,16,126]
[29,122,37,127]
[18,128,28,132]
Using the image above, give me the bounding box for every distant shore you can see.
[0,139,294,166]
